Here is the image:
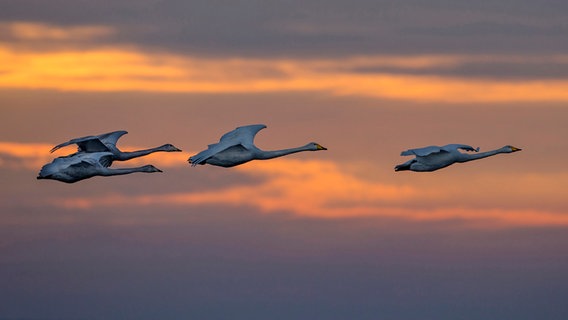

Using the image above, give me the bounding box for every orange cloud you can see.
[167,159,429,216]
[2,22,113,40]
[6,140,566,227]
[1,41,568,103]
[0,142,55,169]
[49,158,568,227]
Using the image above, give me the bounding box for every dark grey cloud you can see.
[1,0,567,56]
[352,60,568,80]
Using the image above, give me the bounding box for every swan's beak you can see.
[316,144,327,150]
[173,147,182,152]
[511,146,522,152]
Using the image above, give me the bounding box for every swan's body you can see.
[395,144,521,172]
[189,124,327,167]
[37,152,162,183]
[50,130,181,160]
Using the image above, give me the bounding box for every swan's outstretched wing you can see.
[50,131,128,153]
[189,124,266,166]
[67,153,114,170]
[401,144,479,157]
[401,145,444,157]
[441,144,479,153]
[50,135,107,153]
[96,131,128,147]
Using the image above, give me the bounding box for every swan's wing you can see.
[96,130,128,147]
[66,154,112,171]
[66,153,114,171]
[96,153,114,167]
[401,144,480,157]
[441,144,479,153]
[401,145,444,157]
[49,131,127,153]
[67,160,97,170]
[219,124,267,148]
[50,135,109,153]
[74,152,114,166]
[189,124,266,166]
[189,143,229,166]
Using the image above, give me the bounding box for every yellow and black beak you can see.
[316,144,327,151]
[511,146,522,152]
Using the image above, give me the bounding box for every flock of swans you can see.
[37,124,521,183]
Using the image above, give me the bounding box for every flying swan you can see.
[37,152,162,183]
[188,124,327,167]
[49,130,181,160]
[394,144,522,172]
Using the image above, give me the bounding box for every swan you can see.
[395,144,522,172]
[188,124,327,167]
[37,152,162,183]
[49,130,181,160]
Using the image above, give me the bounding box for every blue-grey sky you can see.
[1,1,568,319]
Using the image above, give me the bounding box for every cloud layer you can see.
[5,140,563,227]
[2,42,568,103]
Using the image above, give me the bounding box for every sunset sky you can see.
[1,1,568,319]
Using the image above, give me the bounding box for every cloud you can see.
[0,142,55,169]
[1,22,114,41]
[43,157,568,227]
[5,140,565,227]
[1,1,567,57]
[1,42,568,103]
[51,158,425,208]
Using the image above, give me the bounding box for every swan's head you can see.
[160,144,182,152]
[504,145,522,153]
[307,142,327,151]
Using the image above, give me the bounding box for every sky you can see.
[1,0,568,319]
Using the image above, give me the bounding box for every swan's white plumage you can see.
[189,124,326,167]
[190,124,266,166]
[401,144,479,157]
[37,151,162,183]
[395,144,521,172]
[39,130,176,183]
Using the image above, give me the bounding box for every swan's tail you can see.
[394,159,415,172]
[188,156,204,166]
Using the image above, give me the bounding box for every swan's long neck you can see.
[117,146,169,161]
[100,166,154,176]
[256,145,313,160]
[458,148,507,163]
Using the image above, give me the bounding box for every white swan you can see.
[395,144,522,172]
[37,152,162,183]
[50,130,181,160]
[188,124,327,167]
